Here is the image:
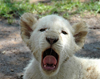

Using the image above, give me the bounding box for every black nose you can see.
[46,37,58,45]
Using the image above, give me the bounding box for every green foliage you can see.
[0,0,100,19]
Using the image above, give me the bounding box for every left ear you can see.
[72,21,88,47]
[20,13,38,48]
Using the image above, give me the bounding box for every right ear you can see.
[72,21,88,48]
[20,13,37,48]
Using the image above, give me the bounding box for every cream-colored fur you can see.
[20,13,100,79]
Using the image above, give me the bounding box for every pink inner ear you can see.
[74,31,87,46]
[21,20,33,32]
[74,31,83,37]
[74,33,80,43]
[21,20,33,39]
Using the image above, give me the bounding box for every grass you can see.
[0,0,100,20]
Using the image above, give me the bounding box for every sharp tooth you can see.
[53,65,55,68]
[44,65,46,67]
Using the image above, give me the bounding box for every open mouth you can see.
[42,48,59,71]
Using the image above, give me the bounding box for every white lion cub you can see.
[20,13,100,79]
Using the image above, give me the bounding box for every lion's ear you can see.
[20,13,37,48]
[72,22,88,47]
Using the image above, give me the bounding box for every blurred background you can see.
[0,0,100,79]
[0,0,100,19]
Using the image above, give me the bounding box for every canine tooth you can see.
[53,65,55,68]
[44,65,46,67]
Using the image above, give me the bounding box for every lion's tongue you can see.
[43,55,57,70]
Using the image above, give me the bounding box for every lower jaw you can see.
[41,68,58,76]
[42,65,57,71]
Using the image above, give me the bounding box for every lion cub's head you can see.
[20,13,88,76]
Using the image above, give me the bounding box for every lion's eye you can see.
[62,30,68,35]
[39,28,46,32]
